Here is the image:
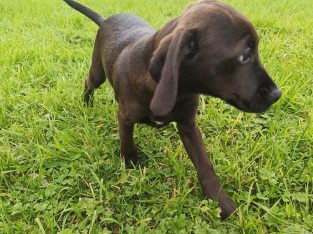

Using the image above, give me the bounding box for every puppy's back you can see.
[98,14,155,81]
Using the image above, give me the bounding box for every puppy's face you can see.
[180,1,281,113]
[149,0,281,116]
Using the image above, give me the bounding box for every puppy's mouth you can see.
[225,98,244,110]
[227,86,282,113]
[225,97,270,113]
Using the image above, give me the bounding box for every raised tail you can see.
[64,0,105,26]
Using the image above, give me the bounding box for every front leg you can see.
[177,121,235,219]
[118,110,138,165]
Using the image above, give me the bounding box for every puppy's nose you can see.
[269,88,282,103]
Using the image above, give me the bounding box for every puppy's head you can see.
[149,0,281,116]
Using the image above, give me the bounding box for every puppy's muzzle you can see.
[258,84,282,105]
[267,87,282,104]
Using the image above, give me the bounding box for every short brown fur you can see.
[64,0,281,219]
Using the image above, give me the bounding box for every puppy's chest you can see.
[136,97,198,128]
[139,116,170,128]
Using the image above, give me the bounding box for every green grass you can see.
[0,0,312,233]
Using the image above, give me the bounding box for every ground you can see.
[0,0,312,233]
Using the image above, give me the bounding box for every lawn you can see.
[0,0,312,233]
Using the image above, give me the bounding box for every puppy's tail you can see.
[64,0,105,26]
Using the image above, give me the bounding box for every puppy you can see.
[64,0,281,219]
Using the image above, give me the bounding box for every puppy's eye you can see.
[238,48,251,64]
[185,32,198,59]
[247,39,255,50]
[186,39,198,59]
[188,40,196,51]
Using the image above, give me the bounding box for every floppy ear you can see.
[149,29,196,116]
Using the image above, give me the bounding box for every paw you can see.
[83,80,94,107]
[83,89,94,107]
[122,150,139,167]
[218,195,236,220]
[124,158,138,169]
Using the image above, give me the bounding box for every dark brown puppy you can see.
[64,0,281,219]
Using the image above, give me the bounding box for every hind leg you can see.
[84,39,106,106]
[118,110,138,165]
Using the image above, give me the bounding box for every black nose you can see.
[268,88,282,103]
